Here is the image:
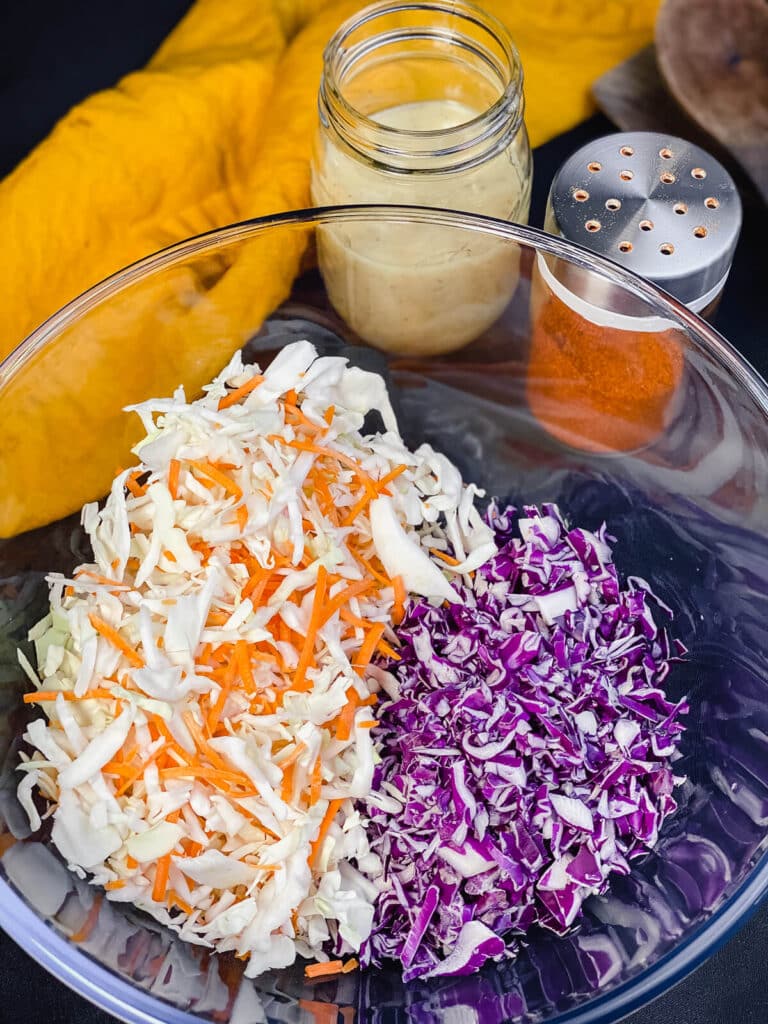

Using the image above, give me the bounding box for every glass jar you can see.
[311,0,532,355]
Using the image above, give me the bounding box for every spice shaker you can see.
[528,132,742,454]
[311,0,532,356]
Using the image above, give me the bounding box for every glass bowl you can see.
[1,206,767,1024]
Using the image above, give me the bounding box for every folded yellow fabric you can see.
[0,0,659,536]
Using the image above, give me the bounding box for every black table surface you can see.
[1,4,767,1023]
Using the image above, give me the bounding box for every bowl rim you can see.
[2,203,768,1024]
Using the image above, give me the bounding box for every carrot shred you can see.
[287,441,378,496]
[280,762,294,802]
[317,580,373,628]
[190,460,243,500]
[88,613,145,669]
[293,565,328,691]
[305,960,344,979]
[310,798,344,868]
[217,374,265,410]
[377,464,407,488]
[125,855,138,870]
[235,639,256,693]
[70,894,103,943]
[323,405,335,425]
[125,470,148,498]
[377,639,400,660]
[105,880,125,891]
[341,958,359,973]
[152,854,171,902]
[167,890,194,915]
[23,688,122,704]
[235,504,248,532]
[168,458,180,499]
[392,575,406,625]
[430,548,461,567]
[335,688,360,742]
[310,758,323,805]
[357,720,378,729]
[353,621,387,677]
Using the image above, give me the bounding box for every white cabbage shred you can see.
[16,341,494,975]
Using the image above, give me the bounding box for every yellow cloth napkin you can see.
[0,0,659,536]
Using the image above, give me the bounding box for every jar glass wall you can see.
[311,0,532,355]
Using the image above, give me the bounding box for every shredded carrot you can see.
[183,710,227,770]
[125,470,148,498]
[305,960,345,979]
[323,405,335,425]
[278,740,307,769]
[392,575,406,625]
[23,688,122,704]
[335,688,360,742]
[167,890,194,915]
[430,548,461,567]
[353,621,386,677]
[152,854,171,902]
[310,799,344,867]
[356,720,378,729]
[242,572,270,604]
[235,639,256,693]
[70,894,103,943]
[310,758,323,805]
[105,880,125,891]
[207,655,238,734]
[75,569,127,588]
[88,613,145,669]
[280,762,294,802]
[341,958,359,974]
[160,766,256,794]
[235,503,248,532]
[378,464,407,488]
[125,855,137,870]
[168,458,180,499]
[190,460,243,500]
[217,373,265,410]
[287,441,378,496]
[356,553,391,587]
[293,564,328,691]
[377,639,400,660]
[317,580,374,628]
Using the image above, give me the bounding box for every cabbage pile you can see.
[361,503,687,980]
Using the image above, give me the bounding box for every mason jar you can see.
[311,0,532,356]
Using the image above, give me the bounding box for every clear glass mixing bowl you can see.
[1,206,767,1024]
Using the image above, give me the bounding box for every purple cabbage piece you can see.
[360,503,688,981]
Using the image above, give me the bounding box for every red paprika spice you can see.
[526,277,685,455]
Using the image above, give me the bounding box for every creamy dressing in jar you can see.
[311,2,532,355]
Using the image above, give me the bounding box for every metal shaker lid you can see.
[547,132,742,308]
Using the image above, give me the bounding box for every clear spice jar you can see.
[528,133,742,454]
[311,0,532,355]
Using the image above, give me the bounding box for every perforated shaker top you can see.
[547,132,742,307]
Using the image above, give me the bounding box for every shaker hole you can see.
[705,196,719,209]
[605,198,621,211]
[585,220,601,232]
[574,189,589,202]
[639,220,654,231]
[660,243,675,255]
[619,169,634,181]
[692,167,707,179]
[674,202,688,215]
[620,145,634,157]
[659,147,673,159]
[618,241,633,253]
[660,172,676,184]
[693,225,708,238]
[587,161,602,173]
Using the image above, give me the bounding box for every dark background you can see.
[0,3,767,1022]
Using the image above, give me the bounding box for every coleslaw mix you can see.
[16,341,685,980]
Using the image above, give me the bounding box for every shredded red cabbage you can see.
[361,503,687,981]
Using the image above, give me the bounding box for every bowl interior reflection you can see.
[1,208,768,1024]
